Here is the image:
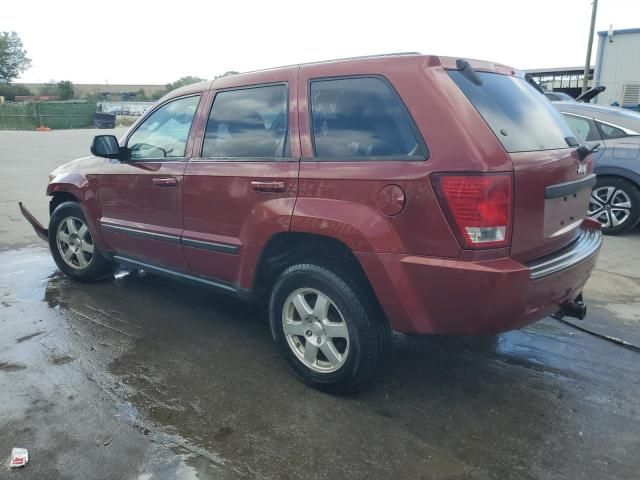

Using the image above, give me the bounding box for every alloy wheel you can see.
[282,288,350,373]
[588,186,632,228]
[56,216,95,270]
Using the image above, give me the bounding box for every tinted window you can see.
[128,95,200,159]
[448,70,575,152]
[310,77,424,159]
[563,114,601,143]
[597,122,631,140]
[203,85,288,158]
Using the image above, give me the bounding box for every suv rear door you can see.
[447,66,596,262]
[292,62,464,259]
[182,73,300,287]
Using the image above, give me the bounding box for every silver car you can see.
[552,101,640,235]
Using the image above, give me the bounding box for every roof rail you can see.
[229,52,423,77]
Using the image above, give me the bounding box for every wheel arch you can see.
[252,232,382,311]
[49,191,79,215]
[593,167,640,188]
[47,174,105,248]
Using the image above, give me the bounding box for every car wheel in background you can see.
[49,201,114,281]
[588,177,640,235]
[269,263,390,394]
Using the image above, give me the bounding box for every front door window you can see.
[127,95,200,160]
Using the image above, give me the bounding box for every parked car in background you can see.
[545,91,575,102]
[552,101,640,234]
[20,54,601,392]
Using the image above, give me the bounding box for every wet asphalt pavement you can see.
[1,129,639,479]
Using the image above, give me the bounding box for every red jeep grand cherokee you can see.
[21,53,602,392]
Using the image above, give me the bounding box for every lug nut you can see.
[305,330,312,337]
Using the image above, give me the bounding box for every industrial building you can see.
[524,66,593,98]
[593,27,640,107]
[15,83,165,101]
[526,27,640,108]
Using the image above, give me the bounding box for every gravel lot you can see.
[1,129,639,479]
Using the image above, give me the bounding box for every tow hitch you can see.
[554,293,587,321]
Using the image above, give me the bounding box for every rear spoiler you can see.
[576,85,606,103]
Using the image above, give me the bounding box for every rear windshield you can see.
[448,70,575,153]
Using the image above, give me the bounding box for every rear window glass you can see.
[448,70,575,153]
[203,84,288,158]
[310,77,426,159]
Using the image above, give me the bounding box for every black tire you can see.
[49,201,114,282]
[269,262,390,394]
[589,177,640,235]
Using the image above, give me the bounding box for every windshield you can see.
[448,70,575,153]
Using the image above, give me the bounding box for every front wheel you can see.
[269,263,390,393]
[49,201,114,281]
[588,177,640,235]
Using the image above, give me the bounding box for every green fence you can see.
[0,101,97,130]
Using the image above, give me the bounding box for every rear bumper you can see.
[357,220,602,335]
[19,202,48,242]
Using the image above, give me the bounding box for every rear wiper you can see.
[456,59,482,86]
[576,143,601,162]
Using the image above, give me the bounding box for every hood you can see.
[49,155,107,180]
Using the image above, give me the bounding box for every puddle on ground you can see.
[1,246,639,480]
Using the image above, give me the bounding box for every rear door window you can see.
[448,70,575,153]
[597,121,633,140]
[203,84,288,159]
[309,77,426,159]
[562,113,601,143]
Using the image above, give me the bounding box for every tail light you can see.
[432,174,513,249]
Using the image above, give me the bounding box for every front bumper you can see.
[357,220,602,335]
[19,202,48,242]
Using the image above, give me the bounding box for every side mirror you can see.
[91,135,121,159]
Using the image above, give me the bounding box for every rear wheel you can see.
[49,201,114,281]
[269,263,390,393]
[588,177,640,235]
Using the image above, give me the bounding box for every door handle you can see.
[152,177,178,187]
[250,180,286,192]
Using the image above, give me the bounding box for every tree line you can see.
[1,31,237,102]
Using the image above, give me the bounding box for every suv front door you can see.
[98,94,202,269]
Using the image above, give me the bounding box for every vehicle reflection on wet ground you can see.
[1,246,638,479]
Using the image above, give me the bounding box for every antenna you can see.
[608,24,614,42]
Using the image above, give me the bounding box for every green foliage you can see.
[166,76,206,91]
[39,80,58,96]
[215,71,239,79]
[0,83,32,101]
[57,80,74,100]
[152,76,207,100]
[38,80,74,99]
[0,31,31,83]
[134,88,149,101]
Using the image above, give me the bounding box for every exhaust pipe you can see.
[554,293,587,321]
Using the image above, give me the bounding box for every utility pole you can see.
[582,0,599,94]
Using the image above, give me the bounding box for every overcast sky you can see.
[4,0,640,85]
